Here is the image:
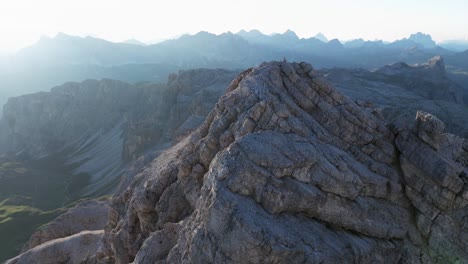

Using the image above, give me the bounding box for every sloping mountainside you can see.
[0,68,238,262]
[0,63,179,114]
[323,56,468,138]
[446,50,468,69]
[0,69,239,197]
[8,61,467,263]
[446,50,468,100]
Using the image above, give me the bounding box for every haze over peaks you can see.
[1,0,468,53]
[18,30,460,53]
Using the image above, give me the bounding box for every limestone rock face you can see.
[396,111,468,262]
[95,61,468,263]
[5,230,103,264]
[22,199,110,251]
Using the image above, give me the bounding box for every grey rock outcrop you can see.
[93,61,467,263]
[5,230,103,264]
[396,111,468,262]
[22,199,111,251]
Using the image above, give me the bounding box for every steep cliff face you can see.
[0,69,238,262]
[2,79,136,158]
[0,69,238,197]
[89,62,467,263]
[122,68,239,161]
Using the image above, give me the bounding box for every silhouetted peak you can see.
[328,38,343,48]
[408,32,436,48]
[193,31,215,37]
[314,32,328,42]
[122,38,146,46]
[282,29,299,40]
[55,32,73,39]
[237,29,264,36]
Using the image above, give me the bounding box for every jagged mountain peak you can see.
[409,32,436,47]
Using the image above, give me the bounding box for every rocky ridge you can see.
[86,61,467,263]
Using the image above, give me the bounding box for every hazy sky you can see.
[1,0,467,53]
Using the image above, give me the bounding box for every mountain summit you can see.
[314,32,328,42]
[87,61,466,263]
[409,32,436,48]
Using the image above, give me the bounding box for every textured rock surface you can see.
[22,199,110,251]
[396,111,468,262]
[0,69,238,160]
[92,61,467,263]
[5,230,103,264]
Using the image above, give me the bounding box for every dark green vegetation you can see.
[0,158,99,262]
[0,196,65,261]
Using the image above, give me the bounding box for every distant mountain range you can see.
[121,38,146,46]
[5,30,466,70]
[439,39,468,52]
[0,29,467,112]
